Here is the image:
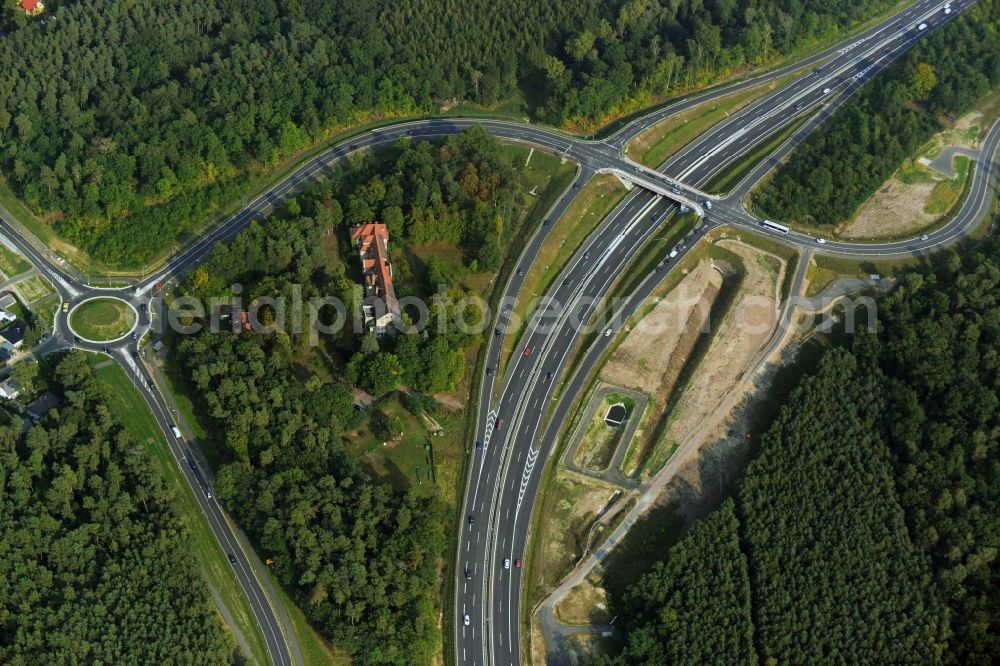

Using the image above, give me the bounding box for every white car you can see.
[604,328,612,337]
[921,234,929,241]
[503,559,510,570]
[463,614,470,626]
[822,88,832,94]
[919,22,928,30]
[816,238,827,244]
[704,200,713,210]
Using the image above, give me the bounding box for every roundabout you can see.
[67,297,138,343]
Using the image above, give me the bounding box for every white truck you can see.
[171,425,182,439]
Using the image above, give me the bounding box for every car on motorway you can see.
[562,278,572,287]
[204,487,213,500]
[515,559,522,568]
[517,268,524,276]
[524,346,532,356]
[546,371,555,380]
[573,182,580,189]
[486,366,494,376]
[543,218,551,227]
[816,238,827,244]
[468,515,475,526]
[669,249,679,258]
[475,440,483,451]
[463,614,470,626]
[350,144,359,150]
[465,567,472,580]
[823,87,832,94]
[503,558,510,570]
[496,418,504,430]
[704,200,712,210]
[651,212,660,221]
[140,303,147,312]
[406,130,414,136]
[62,302,69,312]
[494,327,502,337]
[228,553,238,565]
[147,380,155,390]
[604,328,612,337]
[918,22,928,30]
[921,234,929,241]
[583,250,590,259]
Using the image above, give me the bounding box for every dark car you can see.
[139,303,147,312]
[147,380,155,390]
[468,516,475,526]
[465,568,472,580]
[562,278,571,287]
[228,553,238,565]
[486,367,494,376]
[542,219,551,227]
[494,327,502,337]
[475,440,483,451]
[406,130,414,136]
[546,371,555,380]
[517,268,524,277]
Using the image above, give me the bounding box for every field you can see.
[343,394,441,498]
[69,297,136,341]
[16,275,53,303]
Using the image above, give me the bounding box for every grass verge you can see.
[627,72,802,168]
[0,241,31,276]
[69,297,136,341]
[89,359,271,665]
[705,114,811,195]
[499,174,627,376]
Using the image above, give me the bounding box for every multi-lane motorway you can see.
[0,1,991,664]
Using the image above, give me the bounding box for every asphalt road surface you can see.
[0,1,986,664]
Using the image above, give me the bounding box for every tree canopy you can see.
[0,0,898,265]
[0,352,234,664]
[754,0,1000,226]
[606,234,1000,664]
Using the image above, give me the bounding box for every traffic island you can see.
[68,297,137,343]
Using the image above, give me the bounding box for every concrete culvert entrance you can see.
[605,404,627,427]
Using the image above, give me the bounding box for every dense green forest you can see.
[610,500,756,664]
[754,0,1000,226]
[0,353,234,664]
[0,0,895,265]
[170,131,533,661]
[605,236,1000,664]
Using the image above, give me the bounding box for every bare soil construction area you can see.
[654,241,783,463]
[838,109,984,239]
[602,261,721,395]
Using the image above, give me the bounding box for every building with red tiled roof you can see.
[20,0,45,16]
[349,223,401,335]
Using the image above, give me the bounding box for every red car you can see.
[514,559,522,568]
[523,347,532,356]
